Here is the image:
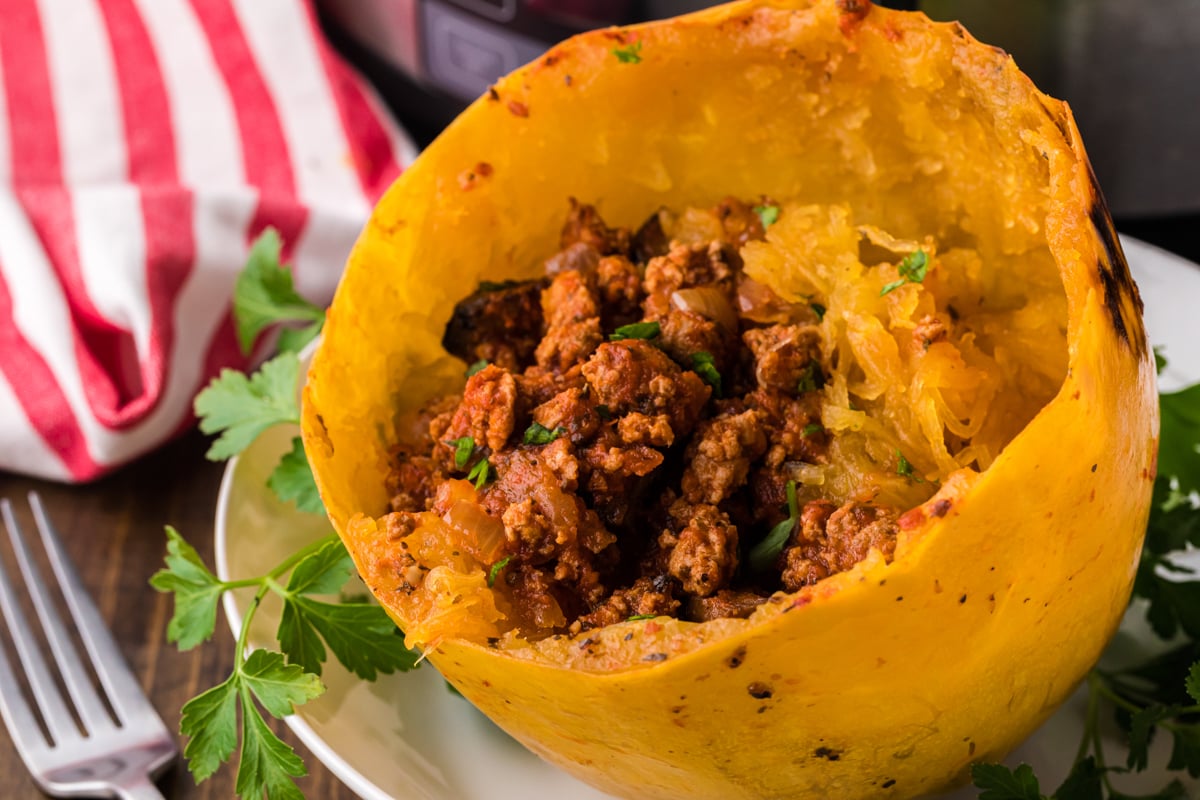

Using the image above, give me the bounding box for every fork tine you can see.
[0,500,77,745]
[4,496,115,735]
[28,493,163,730]
[0,628,49,764]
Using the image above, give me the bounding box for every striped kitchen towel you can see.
[0,0,416,482]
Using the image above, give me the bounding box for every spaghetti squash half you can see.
[300,1,1158,797]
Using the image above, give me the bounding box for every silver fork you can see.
[0,492,176,799]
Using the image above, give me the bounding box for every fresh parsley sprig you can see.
[195,228,326,514]
[153,530,419,797]
[157,228,419,798]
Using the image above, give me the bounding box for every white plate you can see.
[215,235,1200,800]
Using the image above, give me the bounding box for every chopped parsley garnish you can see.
[596,404,613,420]
[610,321,661,341]
[467,457,493,490]
[611,41,643,64]
[487,556,512,587]
[896,450,923,483]
[477,279,522,292]
[810,302,826,321]
[802,423,824,437]
[446,436,476,469]
[524,422,567,445]
[880,249,929,296]
[749,480,799,572]
[691,351,723,397]
[627,614,656,621]
[465,359,489,377]
[797,362,823,394]
[754,204,780,228]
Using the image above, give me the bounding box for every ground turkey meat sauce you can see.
[382,198,909,636]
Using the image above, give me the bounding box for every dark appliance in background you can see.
[315,0,696,146]
[317,0,1200,260]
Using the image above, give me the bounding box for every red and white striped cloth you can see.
[0,0,416,482]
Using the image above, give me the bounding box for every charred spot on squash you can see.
[457,162,494,191]
[813,746,842,761]
[726,646,747,669]
[747,681,773,699]
[1089,196,1147,358]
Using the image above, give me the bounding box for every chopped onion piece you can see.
[785,462,826,486]
[670,286,737,332]
[445,499,506,564]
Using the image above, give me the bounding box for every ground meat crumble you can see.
[387,198,901,636]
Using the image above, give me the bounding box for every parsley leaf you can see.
[524,422,567,445]
[234,697,309,800]
[240,649,324,719]
[466,359,490,377]
[611,41,643,63]
[284,538,355,596]
[275,539,417,681]
[150,526,225,651]
[1051,756,1104,800]
[267,437,323,514]
[233,228,325,356]
[468,457,493,490]
[1156,346,1169,375]
[896,450,923,483]
[749,480,799,572]
[810,302,826,320]
[1188,662,1200,703]
[1128,704,1174,771]
[1159,384,1200,497]
[179,649,322,799]
[627,614,656,621]
[281,597,414,681]
[802,423,823,437]
[610,321,661,341]
[880,249,929,296]
[797,362,823,394]
[488,556,512,587]
[179,677,240,782]
[477,279,522,293]
[691,352,723,397]
[195,353,301,461]
[754,204,780,228]
[447,436,476,469]
[1135,476,1200,639]
[970,763,1044,800]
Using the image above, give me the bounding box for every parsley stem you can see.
[1074,671,1101,765]
[234,584,271,671]
[229,533,337,670]
[220,576,267,590]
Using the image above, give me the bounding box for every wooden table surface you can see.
[0,430,358,799]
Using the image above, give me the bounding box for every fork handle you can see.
[114,775,167,800]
